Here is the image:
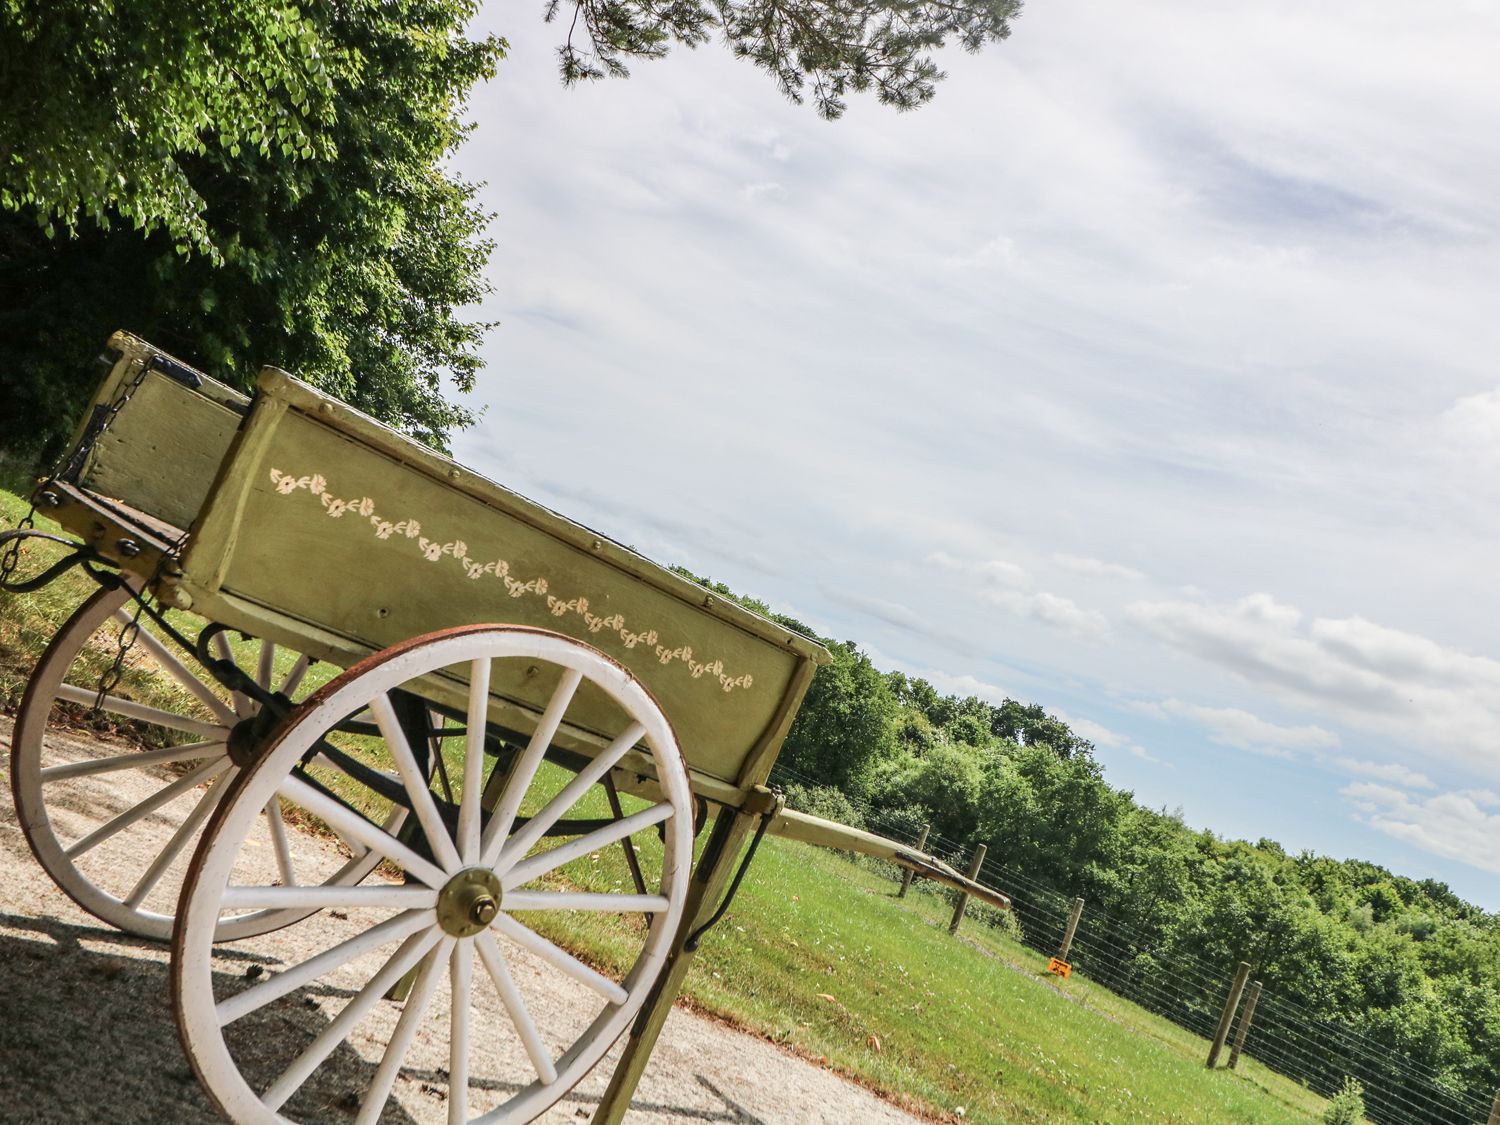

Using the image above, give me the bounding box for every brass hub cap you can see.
[437,867,502,938]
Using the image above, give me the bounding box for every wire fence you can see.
[767,763,1497,1125]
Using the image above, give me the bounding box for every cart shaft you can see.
[767,807,1011,912]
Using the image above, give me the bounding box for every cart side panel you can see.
[175,388,815,785]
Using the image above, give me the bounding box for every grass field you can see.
[0,484,1333,1123]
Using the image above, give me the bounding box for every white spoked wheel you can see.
[11,582,389,941]
[174,624,694,1125]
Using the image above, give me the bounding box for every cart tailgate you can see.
[59,331,248,534]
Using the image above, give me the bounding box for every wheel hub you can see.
[225,715,263,768]
[226,702,287,768]
[437,867,502,937]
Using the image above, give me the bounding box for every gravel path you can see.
[0,716,920,1125]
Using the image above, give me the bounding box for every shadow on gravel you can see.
[0,911,417,1125]
[0,910,755,1125]
[0,910,219,1123]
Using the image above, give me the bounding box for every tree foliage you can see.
[0,1,338,251]
[0,0,502,466]
[550,0,1023,118]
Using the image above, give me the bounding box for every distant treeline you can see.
[678,567,1500,1124]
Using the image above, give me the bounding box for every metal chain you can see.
[98,357,152,434]
[5,353,152,592]
[0,351,170,704]
[95,594,146,710]
[0,505,36,588]
[55,353,153,485]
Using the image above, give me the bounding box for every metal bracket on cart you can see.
[683,785,784,952]
[0,527,122,594]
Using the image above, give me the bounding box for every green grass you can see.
[0,483,1330,1122]
[523,809,1329,1124]
[0,486,98,710]
[695,843,1329,1122]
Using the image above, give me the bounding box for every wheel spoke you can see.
[448,941,473,1125]
[212,633,253,719]
[354,938,453,1125]
[261,927,444,1111]
[124,767,235,908]
[370,693,461,872]
[54,683,226,740]
[478,668,582,866]
[278,775,449,888]
[40,739,224,782]
[216,910,434,1027]
[220,884,438,911]
[64,756,230,860]
[278,654,311,697]
[257,639,277,692]
[457,658,490,865]
[505,890,669,914]
[493,721,646,873]
[475,930,559,1084]
[265,795,297,887]
[503,802,673,890]
[430,709,455,805]
[489,913,629,1005]
[121,612,238,726]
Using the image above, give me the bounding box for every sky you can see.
[447,0,1500,909]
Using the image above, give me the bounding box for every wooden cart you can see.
[4,332,1007,1124]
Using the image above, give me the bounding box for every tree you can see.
[1113,806,1196,946]
[866,742,983,844]
[975,741,1128,902]
[0,1,339,253]
[0,0,502,466]
[778,639,896,794]
[551,0,1023,119]
[987,697,1093,758]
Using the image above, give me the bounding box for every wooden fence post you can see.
[1057,897,1085,961]
[948,844,987,935]
[1227,980,1262,1069]
[1206,962,1252,1068]
[898,823,930,898]
[1487,1088,1500,1125]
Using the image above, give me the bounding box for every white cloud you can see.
[1441,386,1500,453]
[926,552,1028,587]
[944,234,1020,270]
[1344,783,1500,877]
[1054,553,1146,581]
[987,590,1111,640]
[741,181,787,202]
[923,669,1014,705]
[1157,697,1339,757]
[447,0,1500,902]
[862,647,1014,706]
[1128,743,1168,765]
[1458,788,1500,809]
[1051,707,1128,749]
[1126,593,1500,769]
[1119,698,1169,721]
[1334,757,1435,790]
